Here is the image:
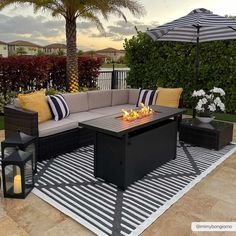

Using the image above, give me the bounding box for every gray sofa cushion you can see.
[63,92,88,113]
[88,90,112,110]
[67,112,105,123]
[112,89,129,106]
[129,89,140,105]
[38,119,78,137]
[90,104,136,116]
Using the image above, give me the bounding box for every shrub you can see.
[0,91,17,114]
[0,56,103,94]
[78,57,103,88]
[124,32,236,113]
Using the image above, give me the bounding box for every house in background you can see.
[0,41,8,57]
[1,41,125,60]
[44,43,67,55]
[8,40,41,56]
[96,47,125,62]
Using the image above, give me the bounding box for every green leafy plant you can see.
[0,91,17,113]
[124,32,236,113]
[16,47,27,55]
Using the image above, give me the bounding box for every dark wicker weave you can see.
[4,105,38,137]
[179,118,233,150]
[4,100,183,161]
[4,105,94,161]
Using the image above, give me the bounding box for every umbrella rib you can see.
[228,26,236,32]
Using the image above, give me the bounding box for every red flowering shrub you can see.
[0,56,103,94]
[78,57,103,88]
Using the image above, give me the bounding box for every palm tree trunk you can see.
[66,17,79,92]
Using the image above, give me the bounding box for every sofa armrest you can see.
[4,105,38,138]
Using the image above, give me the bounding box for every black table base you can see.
[80,106,185,191]
[95,119,177,190]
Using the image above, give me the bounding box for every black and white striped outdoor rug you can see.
[33,142,236,236]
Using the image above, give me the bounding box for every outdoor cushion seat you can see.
[67,111,106,124]
[63,92,89,113]
[129,89,140,104]
[38,118,78,137]
[112,89,129,106]
[88,90,112,110]
[6,88,184,162]
[89,104,137,116]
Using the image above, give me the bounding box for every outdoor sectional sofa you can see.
[4,88,183,162]
[4,89,141,161]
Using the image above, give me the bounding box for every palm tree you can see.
[0,0,145,92]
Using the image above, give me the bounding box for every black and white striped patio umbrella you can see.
[146,8,236,116]
[146,8,236,43]
[146,8,236,82]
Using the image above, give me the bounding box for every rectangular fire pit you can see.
[80,106,184,190]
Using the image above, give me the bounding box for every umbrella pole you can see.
[193,26,200,118]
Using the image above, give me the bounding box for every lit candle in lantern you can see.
[13,175,22,194]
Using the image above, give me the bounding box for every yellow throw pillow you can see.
[156,87,183,108]
[18,89,52,123]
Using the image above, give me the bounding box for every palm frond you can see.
[108,0,146,18]
[80,10,105,33]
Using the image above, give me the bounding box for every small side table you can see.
[179,118,233,150]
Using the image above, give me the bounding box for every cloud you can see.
[91,20,159,41]
[0,14,64,45]
[0,14,96,46]
[0,13,159,48]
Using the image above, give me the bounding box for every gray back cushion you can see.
[128,89,140,105]
[63,92,88,113]
[88,90,112,110]
[112,89,129,106]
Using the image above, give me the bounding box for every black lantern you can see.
[2,149,34,199]
[1,131,37,173]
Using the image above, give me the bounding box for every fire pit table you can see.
[80,105,185,190]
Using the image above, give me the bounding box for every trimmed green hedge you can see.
[124,32,236,113]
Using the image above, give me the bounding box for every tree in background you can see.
[16,47,27,55]
[88,50,96,57]
[77,50,84,56]
[226,15,236,19]
[57,49,65,56]
[37,50,45,56]
[0,0,145,92]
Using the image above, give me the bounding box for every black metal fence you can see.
[97,69,129,90]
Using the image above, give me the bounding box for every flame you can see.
[121,103,155,121]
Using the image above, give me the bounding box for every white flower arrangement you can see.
[192,87,225,117]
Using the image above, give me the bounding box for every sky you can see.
[0,0,236,50]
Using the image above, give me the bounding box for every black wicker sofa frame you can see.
[4,89,183,163]
[4,104,182,162]
[4,105,94,162]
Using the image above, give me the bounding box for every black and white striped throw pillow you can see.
[47,94,70,121]
[136,89,158,107]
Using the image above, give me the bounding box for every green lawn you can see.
[0,116,4,130]
[184,109,236,122]
[101,63,127,68]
